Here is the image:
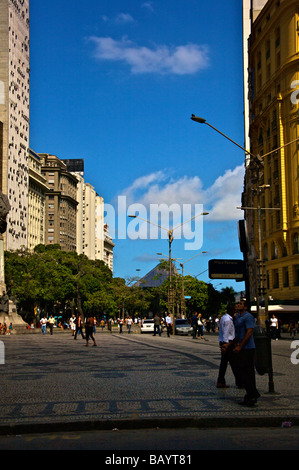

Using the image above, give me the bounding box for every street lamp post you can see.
[157,252,183,323]
[128,213,208,332]
[237,199,279,394]
[180,251,207,318]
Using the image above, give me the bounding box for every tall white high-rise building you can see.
[0,0,30,250]
[71,171,114,271]
[95,194,114,272]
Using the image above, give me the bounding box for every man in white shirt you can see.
[40,316,47,335]
[217,305,239,388]
[165,314,172,337]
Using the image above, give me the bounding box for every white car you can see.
[175,319,193,335]
[140,319,155,334]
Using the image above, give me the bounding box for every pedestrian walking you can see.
[69,314,76,336]
[74,314,85,340]
[197,313,205,340]
[48,315,55,335]
[217,305,239,388]
[290,320,297,340]
[233,299,260,407]
[165,313,172,337]
[153,314,161,336]
[270,314,279,340]
[191,312,198,339]
[127,316,133,333]
[118,318,123,333]
[40,316,47,335]
[85,314,97,347]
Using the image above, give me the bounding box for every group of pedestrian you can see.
[40,315,55,335]
[0,322,13,335]
[69,313,97,347]
[152,313,173,337]
[267,314,297,340]
[117,316,141,333]
[217,299,260,408]
[191,312,206,340]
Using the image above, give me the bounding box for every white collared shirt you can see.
[218,314,235,343]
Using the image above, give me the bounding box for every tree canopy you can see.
[4,245,238,323]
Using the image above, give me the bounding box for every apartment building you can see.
[95,194,114,271]
[28,148,48,250]
[76,174,96,259]
[70,171,114,271]
[243,0,299,320]
[0,0,30,250]
[39,153,78,252]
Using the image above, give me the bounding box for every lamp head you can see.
[191,114,206,124]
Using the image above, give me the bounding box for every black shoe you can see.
[239,392,259,407]
[239,399,257,407]
[217,383,230,388]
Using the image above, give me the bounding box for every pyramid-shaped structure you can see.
[134,263,178,288]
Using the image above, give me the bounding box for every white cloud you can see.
[102,13,135,25]
[115,13,135,24]
[89,36,209,75]
[206,166,245,220]
[120,165,244,222]
[141,2,154,12]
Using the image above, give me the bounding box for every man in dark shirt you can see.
[234,299,260,407]
[153,314,161,336]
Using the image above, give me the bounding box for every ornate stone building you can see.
[243,0,299,321]
[39,153,78,252]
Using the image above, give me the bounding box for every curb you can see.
[1,415,298,436]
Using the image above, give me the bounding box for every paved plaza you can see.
[0,328,298,438]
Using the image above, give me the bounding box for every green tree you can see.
[4,245,115,322]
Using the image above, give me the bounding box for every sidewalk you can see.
[0,331,298,436]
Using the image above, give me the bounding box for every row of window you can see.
[263,233,299,260]
[268,265,299,289]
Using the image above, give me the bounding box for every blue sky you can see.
[29,0,247,293]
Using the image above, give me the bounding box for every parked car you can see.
[175,319,193,335]
[140,319,155,334]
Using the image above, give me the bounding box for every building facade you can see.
[95,194,114,271]
[61,162,114,270]
[76,174,97,259]
[39,153,78,252]
[243,0,299,320]
[28,149,48,250]
[0,0,30,250]
[75,174,114,271]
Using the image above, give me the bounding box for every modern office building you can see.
[243,0,299,321]
[0,0,30,250]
